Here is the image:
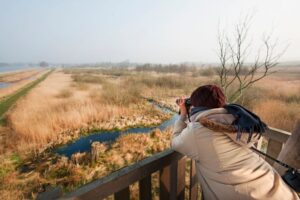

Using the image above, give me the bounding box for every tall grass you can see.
[4,71,167,153]
[235,77,300,132]
[72,74,106,84]
[253,100,299,132]
[0,70,53,124]
[55,89,73,98]
[99,82,141,106]
[1,67,299,199]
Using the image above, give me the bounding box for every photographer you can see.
[172,85,299,200]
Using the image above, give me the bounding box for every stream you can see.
[0,82,11,88]
[56,103,179,157]
[0,69,44,89]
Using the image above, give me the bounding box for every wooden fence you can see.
[40,127,291,200]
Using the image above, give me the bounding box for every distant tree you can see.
[39,61,49,67]
[217,14,287,102]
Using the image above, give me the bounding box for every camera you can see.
[176,98,192,110]
[176,98,192,121]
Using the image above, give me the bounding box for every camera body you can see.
[176,98,192,111]
[176,97,192,122]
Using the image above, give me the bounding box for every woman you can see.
[172,85,299,200]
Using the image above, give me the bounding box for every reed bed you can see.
[0,69,47,99]
[0,66,299,199]
[0,128,173,199]
[4,71,169,154]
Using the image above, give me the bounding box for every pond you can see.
[55,103,179,157]
[0,82,11,88]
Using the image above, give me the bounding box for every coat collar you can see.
[191,108,236,133]
[191,108,259,146]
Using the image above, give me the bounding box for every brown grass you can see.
[55,89,73,98]
[0,69,41,82]
[0,66,299,199]
[0,128,173,199]
[237,75,300,132]
[0,69,47,99]
[3,71,169,154]
[253,99,299,131]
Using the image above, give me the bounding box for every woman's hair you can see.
[190,85,226,108]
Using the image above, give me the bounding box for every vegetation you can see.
[0,66,299,199]
[217,15,287,102]
[0,128,173,199]
[0,70,53,124]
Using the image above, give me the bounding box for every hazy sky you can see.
[0,0,299,63]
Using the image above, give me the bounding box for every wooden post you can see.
[114,187,130,200]
[189,160,198,200]
[255,137,263,150]
[160,164,172,200]
[139,175,152,200]
[91,142,106,163]
[265,139,283,166]
[160,157,186,200]
[177,157,186,200]
[274,121,300,175]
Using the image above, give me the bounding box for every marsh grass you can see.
[0,70,53,124]
[72,74,106,84]
[0,128,172,199]
[72,82,89,90]
[254,100,299,132]
[235,77,300,131]
[56,89,73,98]
[3,71,169,154]
[100,82,142,106]
[139,76,188,88]
[1,67,299,199]
[64,67,130,77]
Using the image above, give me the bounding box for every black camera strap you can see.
[187,109,191,122]
[251,146,300,193]
[250,146,294,169]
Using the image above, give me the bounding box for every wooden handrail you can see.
[262,127,292,165]
[264,127,291,143]
[63,149,186,199]
[38,127,292,200]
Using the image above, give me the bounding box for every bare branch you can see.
[216,14,287,102]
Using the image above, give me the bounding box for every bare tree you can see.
[217,15,287,103]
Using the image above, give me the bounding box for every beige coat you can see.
[172,108,299,200]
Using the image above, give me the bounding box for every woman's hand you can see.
[177,97,187,117]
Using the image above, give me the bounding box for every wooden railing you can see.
[62,149,195,200]
[258,127,291,165]
[41,127,291,200]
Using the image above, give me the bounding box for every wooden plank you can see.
[170,160,178,200]
[160,165,171,200]
[189,160,198,200]
[254,137,263,150]
[64,149,183,200]
[176,157,186,200]
[264,127,291,143]
[265,138,283,166]
[36,187,62,200]
[159,157,186,200]
[114,187,129,200]
[139,175,151,200]
[274,121,300,175]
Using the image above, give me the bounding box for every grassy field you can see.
[0,70,53,124]
[0,66,299,199]
[0,69,47,99]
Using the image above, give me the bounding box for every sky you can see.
[0,0,299,64]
